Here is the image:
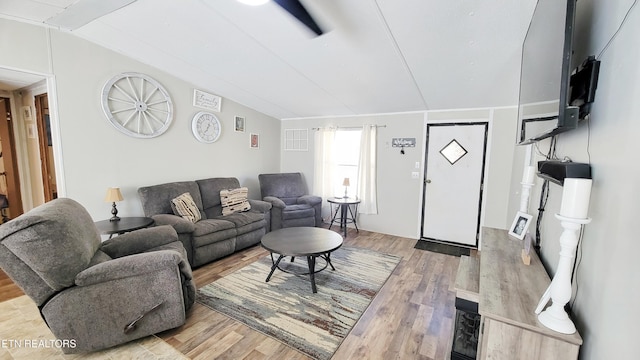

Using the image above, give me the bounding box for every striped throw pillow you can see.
[170,192,201,223]
[220,187,251,216]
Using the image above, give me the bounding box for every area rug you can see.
[414,239,470,257]
[196,246,401,360]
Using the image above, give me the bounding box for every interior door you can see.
[35,94,57,201]
[0,98,23,221]
[421,123,487,247]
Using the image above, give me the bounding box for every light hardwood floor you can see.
[0,226,460,360]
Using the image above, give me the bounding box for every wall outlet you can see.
[411,171,420,179]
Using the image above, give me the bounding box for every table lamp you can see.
[342,178,350,198]
[104,187,123,222]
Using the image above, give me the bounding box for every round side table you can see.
[327,197,360,237]
[95,216,154,239]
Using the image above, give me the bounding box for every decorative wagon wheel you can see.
[101,72,174,138]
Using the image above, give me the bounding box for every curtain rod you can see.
[311,125,386,131]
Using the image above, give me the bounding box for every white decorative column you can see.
[520,165,536,213]
[535,178,592,334]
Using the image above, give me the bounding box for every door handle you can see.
[425,179,431,184]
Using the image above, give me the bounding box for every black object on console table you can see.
[537,161,591,185]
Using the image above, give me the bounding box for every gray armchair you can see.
[258,172,322,230]
[0,198,195,353]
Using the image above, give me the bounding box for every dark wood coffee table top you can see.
[261,227,343,256]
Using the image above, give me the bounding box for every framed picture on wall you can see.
[250,133,259,148]
[193,89,221,112]
[234,116,245,132]
[21,106,32,121]
[26,123,36,139]
[508,212,532,240]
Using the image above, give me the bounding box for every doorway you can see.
[35,93,57,201]
[0,97,24,222]
[420,122,488,247]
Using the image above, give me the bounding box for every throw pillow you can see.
[171,192,201,223]
[220,187,251,216]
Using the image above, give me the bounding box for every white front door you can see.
[421,123,487,247]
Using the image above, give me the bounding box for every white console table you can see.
[453,227,582,359]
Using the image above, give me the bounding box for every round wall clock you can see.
[101,72,174,138]
[192,111,222,143]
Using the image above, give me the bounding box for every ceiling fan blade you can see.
[273,0,323,36]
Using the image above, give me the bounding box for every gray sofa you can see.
[258,172,322,230]
[138,177,272,267]
[0,198,195,353]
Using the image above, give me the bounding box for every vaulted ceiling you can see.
[0,0,536,119]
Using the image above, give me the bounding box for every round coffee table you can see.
[261,227,343,293]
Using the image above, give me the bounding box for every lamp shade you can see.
[104,187,123,203]
[342,178,350,187]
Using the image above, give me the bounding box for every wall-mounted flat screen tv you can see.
[516,0,600,145]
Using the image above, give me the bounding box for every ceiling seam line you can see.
[373,0,429,110]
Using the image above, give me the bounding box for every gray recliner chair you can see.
[0,198,195,353]
[258,172,322,230]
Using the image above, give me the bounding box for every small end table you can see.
[327,197,360,237]
[95,217,154,239]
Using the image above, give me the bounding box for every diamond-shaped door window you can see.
[440,139,468,165]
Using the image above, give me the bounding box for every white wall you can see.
[0,18,281,221]
[506,0,639,358]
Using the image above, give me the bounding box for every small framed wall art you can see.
[250,133,259,148]
[21,106,33,121]
[234,116,245,132]
[26,123,36,139]
[193,89,221,112]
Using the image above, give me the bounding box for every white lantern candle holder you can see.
[535,178,592,334]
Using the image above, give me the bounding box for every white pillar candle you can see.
[560,178,592,219]
[522,165,536,184]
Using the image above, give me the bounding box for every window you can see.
[333,129,361,198]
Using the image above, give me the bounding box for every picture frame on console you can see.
[509,212,532,240]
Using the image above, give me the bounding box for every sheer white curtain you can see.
[313,128,337,221]
[357,124,378,214]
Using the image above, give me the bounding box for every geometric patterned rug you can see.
[197,246,401,360]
